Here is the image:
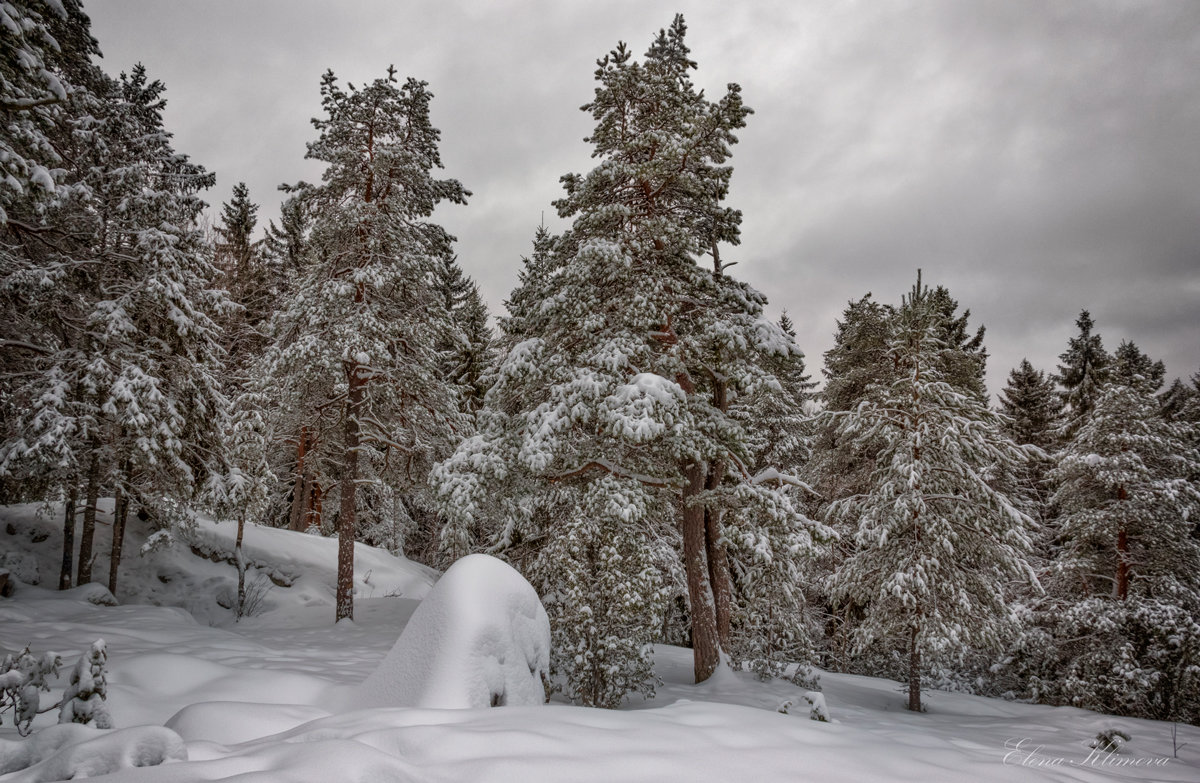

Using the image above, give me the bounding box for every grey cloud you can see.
[88,0,1200,394]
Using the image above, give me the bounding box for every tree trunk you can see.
[704,376,732,649]
[683,459,720,683]
[1116,527,1129,601]
[107,486,129,596]
[309,480,323,530]
[335,362,364,622]
[58,489,76,590]
[907,625,922,712]
[235,514,246,619]
[704,466,732,650]
[288,427,310,532]
[77,454,100,585]
[1116,485,1129,601]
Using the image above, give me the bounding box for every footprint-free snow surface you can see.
[2,503,1198,781]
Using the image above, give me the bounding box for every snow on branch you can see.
[751,467,818,494]
[548,457,684,488]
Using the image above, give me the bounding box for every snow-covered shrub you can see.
[354,554,550,709]
[803,691,830,722]
[534,477,667,709]
[0,648,61,736]
[1091,728,1131,753]
[58,640,112,729]
[790,665,821,692]
[2,550,39,585]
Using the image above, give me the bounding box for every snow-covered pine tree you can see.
[1054,309,1111,434]
[1046,378,1200,721]
[825,273,1038,711]
[727,312,820,678]
[436,16,829,697]
[204,387,275,618]
[267,67,469,622]
[538,475,668,707]
[1052,380,1199,601]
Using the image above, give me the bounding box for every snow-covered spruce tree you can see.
[267,67,468,622]
[996,359,1061,521]
[825,274,1038,712]
[1044,376,1200,721]
[1000,359,1062,453]
[807,295,895,520]
[214,182,282,367]
[1111,339,1165,393]
[75,65,228,590]
[2,58,228,591]
[1158,372,1198,422]
[1054,309,1111,435]
[263,195,310,278]
[436,17,829,697]
[0,0,101,586]
[434,254,494,415]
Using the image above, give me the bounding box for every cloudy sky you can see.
[87,0,1200,395]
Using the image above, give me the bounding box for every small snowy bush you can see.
[803,691,830,722]
[58,640,112,729]
[1091,728,1131,753]
[0,647,62,736]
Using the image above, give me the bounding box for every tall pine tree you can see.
[436,17,829,700]
[267,67,468,622]
[825,274,1037,711]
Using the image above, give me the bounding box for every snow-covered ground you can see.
[2,503,1198,781]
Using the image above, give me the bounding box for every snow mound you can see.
[166,701,331,744]
[0,724,185,782]
[354,554,550,709]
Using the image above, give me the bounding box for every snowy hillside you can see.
[2,505,1199,781]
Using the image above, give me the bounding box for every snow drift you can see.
[353,554,550,709]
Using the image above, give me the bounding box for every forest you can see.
[2,0,1198,737]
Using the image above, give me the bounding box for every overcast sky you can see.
[87,0,1200,395]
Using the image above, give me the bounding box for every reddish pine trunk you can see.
[907,625,922,712]
[705,377,732,649]
[59,489,76,590]
[704,465,731,650]
[107,488,129,596]
[77,455,100,585]
[683,460,720,683]
[309,481,323,530]
[335,362,364,622]
[1115,484,1129,600]
[288,427,310,532]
